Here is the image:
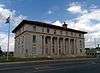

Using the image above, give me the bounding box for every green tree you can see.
[0,46,3,56]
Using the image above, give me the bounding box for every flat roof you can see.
[12,20,87,34]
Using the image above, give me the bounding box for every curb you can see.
[0,58,96,65]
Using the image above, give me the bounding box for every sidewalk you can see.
[0,57,96,65]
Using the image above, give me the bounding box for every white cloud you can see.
[47,6,59,15]
[67,5,82,13]
[0,5,27,27]
[0,32,14,51]
[52,20,62,26]
[12,15,27,27]
[72,9,100,32]
[42,20,52,24]
[0,4,5,7]
[66,2,100,48]
[0,4,27,51]
[48,10,53,14]
[0,8,14,21]
[67,2,88,14]
[38,3,100,48]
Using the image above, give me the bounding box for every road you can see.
[0,59,100,73]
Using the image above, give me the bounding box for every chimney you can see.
[62,22,67,29]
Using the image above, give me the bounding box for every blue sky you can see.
[0,0,99,22]
[0,0,100,51]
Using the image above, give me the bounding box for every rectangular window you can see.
[22,41,23,44]
[74,33,76,36]
[47,28,49,33]
[33,35,36,43]
[22,45,23,48]
[18,38,20,45]
[79,34,81,37]
[42,27,44,32]
[19,29,21,34]
[33,25,36,32]
[22,26,24,32]
[60,30,62,35]
[21,45,24,54]
[66,32,68,36]
[71,32,73,36]
[22,36,24,43]
[32,47,36,54]
[54,30,56,34]
[80,40,82,48]
[45,38,48,44]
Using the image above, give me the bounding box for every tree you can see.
[85,48,90,50]
[0,46,3,56]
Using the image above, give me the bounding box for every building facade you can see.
[12,20,87,58]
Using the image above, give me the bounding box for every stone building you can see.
[12,20,87,58]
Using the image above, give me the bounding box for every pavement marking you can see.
[0,59,97,72]
[0,66,35,71]
[0,61,88,71]
[33,62,97,72]
[0,62,69,69]
[35,66,50,70]
[34,61,87,67]
[33,62,89,72]
[33,66,68,72]
[90,61,96,64]
[33,65,84,73]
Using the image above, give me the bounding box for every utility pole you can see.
[94,38,96,48]
[97,44,100,49]
[6,16,10,61]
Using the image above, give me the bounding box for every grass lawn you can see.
[0,56,53,63]
[0,55,95,63]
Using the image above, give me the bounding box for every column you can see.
[42,35,44,55]
[62,38,64,55]
[68,38,71,55]
[67,38,70,54]
[75,38,78,55]
[50,36,52,55]
[74,39,76,55]
[63,38,65,55]
[47,36,51,55]
[83,38,85,51]
[55,37,58,55]
[43,35,46,55]
[77,39,80,55]
[65,38,69,55]
[57,37,59,55]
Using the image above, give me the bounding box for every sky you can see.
[0,0,100,51]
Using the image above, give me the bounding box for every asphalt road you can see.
[0,59,100,73]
